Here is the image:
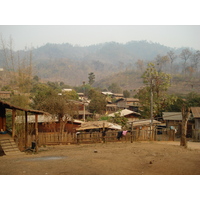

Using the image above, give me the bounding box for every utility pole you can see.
[150,78,154,140]
[83,81,86,122]
[83,100,86,122]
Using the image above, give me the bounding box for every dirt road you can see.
[1,141,200,175]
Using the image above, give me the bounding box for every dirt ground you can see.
[1,141,200,175]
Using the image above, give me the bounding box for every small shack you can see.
[162,112,193,137]
[128,119,161,141]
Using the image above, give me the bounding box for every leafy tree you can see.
[88,72,95,85]
[135,64,174,118]
[47,81,61,91]
[186,92,200,107]
[10,94,30,110]
[123,90,130,98]
[62,90,79,100]
[108,112,128,129]
[74,83,92,97]
[31,86,57,109]
[88,89,107,114]
[32,86,78,134]
[108,83,122,93]
[165,97,184,112]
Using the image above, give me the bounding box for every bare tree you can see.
[155,54,169,72]
[179,48,192,75]
[190,50,200,72]
[167,50,177,73]
[135,59,145,72]
[0,35,33,93]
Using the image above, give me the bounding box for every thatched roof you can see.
[76,121,121,131]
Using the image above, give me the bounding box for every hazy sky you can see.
[0,25,200,51]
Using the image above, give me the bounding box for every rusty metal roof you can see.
[191,107,200,118]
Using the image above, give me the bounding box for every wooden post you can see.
[155,126,157,141]
[0,106,6,131]
[131,122,133,143]
[25,111,28,148]
[102,122,105,143]
[35,114,38,153]
[12,109,16,138]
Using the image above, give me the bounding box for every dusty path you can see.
[1,141,200,175]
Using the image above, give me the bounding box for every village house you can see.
[162,112,193,137]
[115,98,140,112]
[106,103,117,114]
[67,100,92,120]
[112,93,124,100]
[0,91,11,99]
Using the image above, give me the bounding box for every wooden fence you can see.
[15,127,176,149]
[30,129,172,146]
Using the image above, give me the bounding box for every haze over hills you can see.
[0,40,198,93]
[33,41,195,84]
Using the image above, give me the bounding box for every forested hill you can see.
[0,40,196,86]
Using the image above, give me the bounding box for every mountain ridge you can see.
[0,40,197,87]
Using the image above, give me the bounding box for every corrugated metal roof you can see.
[16,115,83,124]
[76,121,121,131]
[108,109,141,117]
[191,107,200,118]
[128,119,161,127]
[163,112,182,121]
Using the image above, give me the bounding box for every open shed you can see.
[0,100,48,152]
